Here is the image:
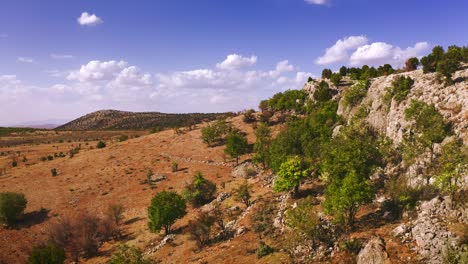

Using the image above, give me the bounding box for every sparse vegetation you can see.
[0,192,27,226]
[183,172,217,207]
[147,191,186,234]
[106,203,125,225]
[109,244,152,264]
[256,241,274,258]
[243,109,256,123]
[28,243,66,264]
[234,181,251,207]
[343,79,370,107]
[171,161,179,172]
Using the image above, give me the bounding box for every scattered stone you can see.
[357,236,390,264]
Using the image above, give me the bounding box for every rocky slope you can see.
[56,109,228,130]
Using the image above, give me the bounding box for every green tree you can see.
[273,156,309,197]
[201,119,229,147]
[29,243,65,264]
[253,123,272,169]
[0,192,27,226]
[313,80,332,102]
[109,244,152,264]
[330,73,342,86]
[225,131,249,165]
[420,54,436,73]
[324,170,373,228]
[183,172,217,207]
[386,76,414,103]
[434,139,468,200]
[321,68,332,79]
[339,66,348,76]
[234,181,251,207]
[147,191,186,234]
[285,197,322,248]
[405,57,420,71]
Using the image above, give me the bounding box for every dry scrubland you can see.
[0,117,419,264]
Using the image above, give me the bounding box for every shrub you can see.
[47,155,54,161]
[148,191,186,234]
[12,160,17,167]
[118,135,129,142]
[106,203,125,225]
[387,76,414,103]
[243,109,256,123]
[313,81,332,102]
[40,156,47,162]
[339,66,347,76]
[146,169,153,184]
[234,182,251,207]
[188,211,215,249]
[256,241,274,258]
[266,90,308,113]
[330,73,342,86]
[253,123,272,169]
[109,244,152,264]
[251,202,276,238]
[384,175,421,213]
[183,172,216,207]
[285,196,322,247]
[201,119,229,147]
[321,68,332,79]
[29,243,66,264]
[405,57,420,71]
[225,131,249,165]
[274,156,309,197]
[51,168,58,177]
[171,161,179,172]
[0,192,27,226]
[96,141,106,149]
[339,238,363,255]
[343,80,369,107]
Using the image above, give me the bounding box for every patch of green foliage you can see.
[273,156,309,196]
[253,123,272,169]
[96,140,106,149]
[264,89,308,113]
[385,76,415,103]
[201,119,230,147]
[256,241,275,259]
[109,244,153,264]
[147,191,186,234]
[224,130,249,165]
[420,45,467,85]
[0,192,27,226]
[342,79,370,107]
[183,172,217,207]
[313,81,332,102]
[29,243,66,264]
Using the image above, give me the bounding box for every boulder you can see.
[357,236,390,264]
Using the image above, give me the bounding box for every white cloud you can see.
[216,54,257,71]
[67,60,128,82]
[305,0,329,5]
[269,60,295,78]
[350,41,430,67]
[77,12,103,26]
[315,35,368,65]
[17,57,36,64]
[50,54,74,59]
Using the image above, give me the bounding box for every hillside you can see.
[56,110,229,130]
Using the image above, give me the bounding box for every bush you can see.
[251,202,277,238]
[339,238,363,255]
[321,68,332,79]
[171,161,179,172]
[330,73,342,86]
[225,130,249,165]
[106,203,125,225]
[51,168,58,177]
[253,123,272,169]
[313,81,332,102]
[285,196,322,247]
[148,191,186,234]
[343,80,369,107]
[234,182,251,207]
[109,244,152,264]
[201,119,229,147]
[405,57,420,71]
[183,172,216,207]
[256,241,274,258]
[188,211,215,249]
[273,156,309,197]
[47,155,54,161]
[243,109,256,123]
[0,192,27,226]
[12,160,17,167]
[118,135,129,142]
[29,243,66,264]
[386,76,414,103]
[96,140,106,149]
[266,89,308,113]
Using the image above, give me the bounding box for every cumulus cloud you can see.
[216,54,257,71]
[315,35,368,65]
[315,36,430,68]
[304,0,329,5]
[1,55,314,125]
[349,41,430,67]
[17,57,36,64]
[77,12,103,26]
[50,54,74,59]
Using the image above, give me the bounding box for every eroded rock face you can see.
[357,236,390,264]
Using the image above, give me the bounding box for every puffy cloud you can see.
[50,54,74,59]
[304,0,329,5]
[17,57,36,64]
[350,41,430,67]
[269,60,295,78]
[67,60,128,82]
[216,54,257,71]
[315,35,368,65]
[77,12,103,26]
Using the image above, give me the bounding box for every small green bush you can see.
[97,140,106,149]
[339,238,363,255]
[147,191,186,234]
[12,160,17,167]
[171,161,179,172]
[343,80,369,107]
[29,243,65,264]
[109,244,152,264]
[51,168,58,177]
[0,192,27,225]
[183,172,216,207]
[256,241,274,258]
[118,135,129,142]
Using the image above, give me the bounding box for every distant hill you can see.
[56,109,230,131]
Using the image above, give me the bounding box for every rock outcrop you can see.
[357,236,390,264]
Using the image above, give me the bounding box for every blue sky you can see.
[0,0,467,125]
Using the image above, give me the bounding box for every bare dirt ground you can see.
[0,116,418,264]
